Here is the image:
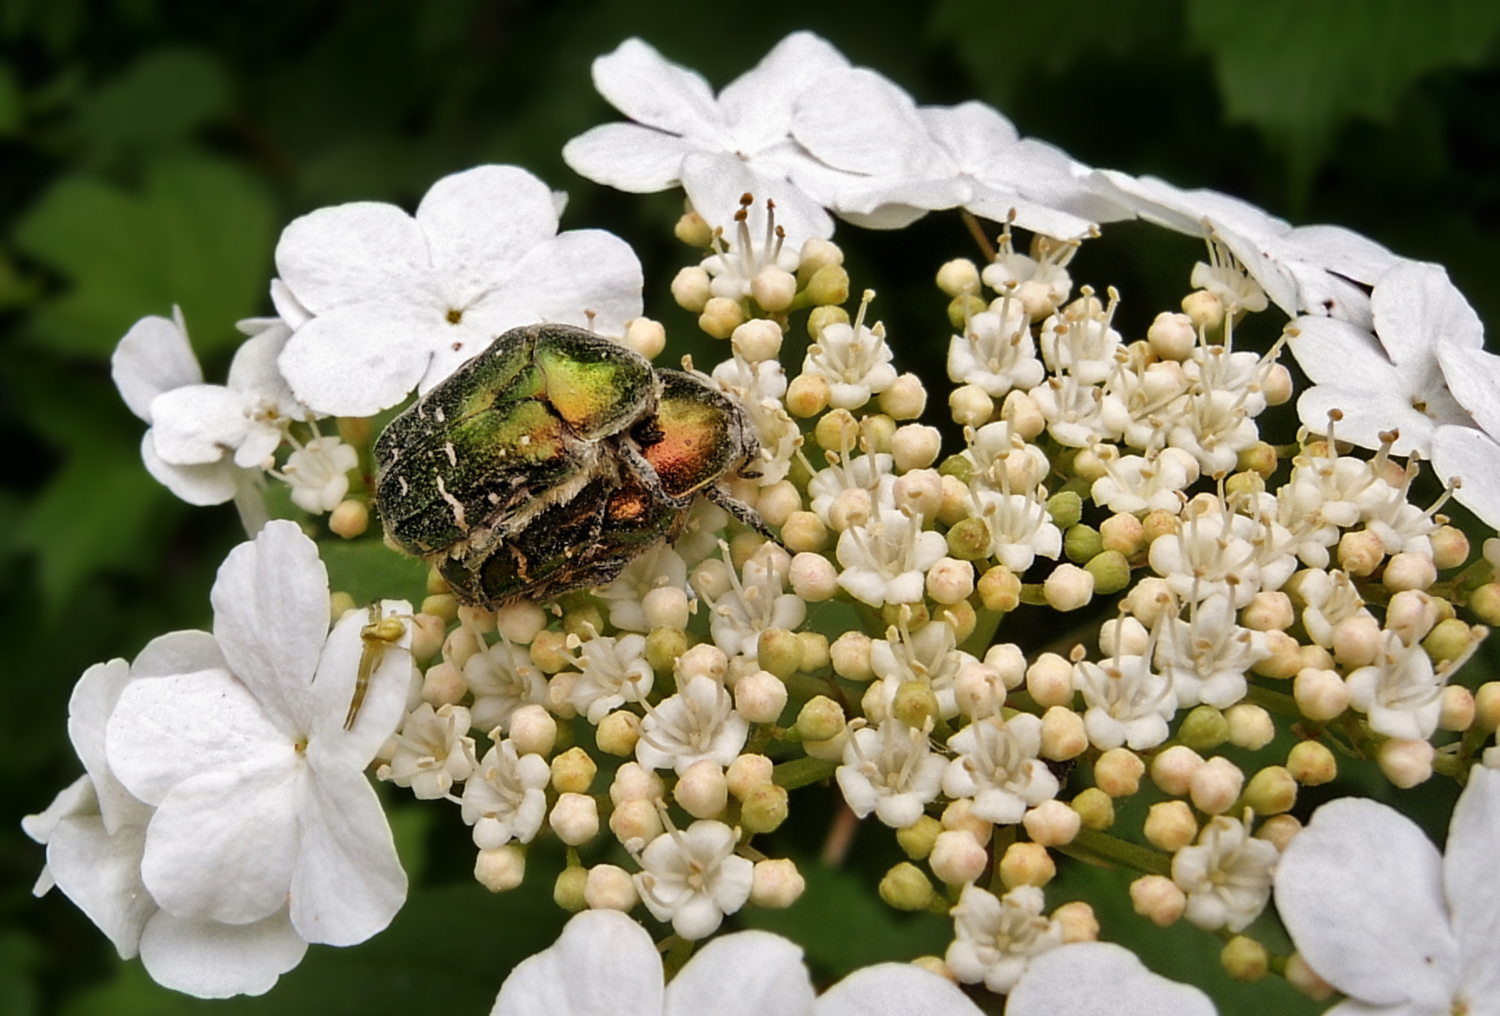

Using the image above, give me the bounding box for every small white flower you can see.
[1073,651,1175,751]
[1345,629,1447,741]
[1274,766,1500,1016]
[1030,374,1112,448]
[712,355,800,484]
[942,713,1059,824]
[1295,569,1372,648]
[276,434,358,514]
[274,164,643,416]
[1038,291,1122,385]
[460,739,550,849]
[633,819,753,940]
[1148,498,1261,609]
[967,487,1062,575]
[1171,812,1277,932]
[566,633,654,724]
[947,302,1044,398]
[637,675,749,774]
[595,546,688,633]
[802,314,898,410]
[1005,942,1217,1016]
[869,620,973,721]
[807,448,896,524]
[836,508,948,608]
[836,719,946,829]
[1090,446,1199,515]
[1153,594,1269,710]
[376,703,477,800]
[464,638,548,735]
[982,233,1077,319]
[707,545,806,664]
[945,883,1064,994]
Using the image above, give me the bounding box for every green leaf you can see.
[73,47,232,150]
[13,155,275,359]
[319,538,432,608]
[0,62,21,135]
[1188,0,1500,189]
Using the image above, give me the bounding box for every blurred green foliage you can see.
[2,1,1497,1013]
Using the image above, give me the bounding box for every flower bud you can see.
[1043,563,1094,611]
[1424,617,1478,664]
[781,511,829,553]
[1095,747,1145,797]
[674,210,712,248]
[805,264,849,306]
[1150,745,1205,797]
[1378,737,1434,788]
[880,862,939,910]
[1064,524,1103,564]
[579,864,638,913]
[551,746,597,794]
[1147,311,1196,361]
[750,267,796,314]
[445,625,483,668]
[796,696,845,742]
[494,601,547,644]
[1330,615,1381,667]
[1084,550,1131,596]
[611,762,664,804]
[807,304,849,340]
[595,710,641,756]
[1383,551,1437,592]
[1130,874,1186,927]
[329,499,369,539]
[740,782,790,833]
[1338,529,1385,576]
[1222,936,1269,983]
[407,613,447,664]
[798,237,844,279]
[1181,289,1223,329]
[929,830,989,886]
[1144,800,1199,852]
[896,815,943,859]
[1255,814,1302,852]
[1247,630,1301,679]
[1286,740,1336,785]
[831,631,875,682]
[1472,583,1500,626]
[1055,901,1099,943]
[893,681,942,729]
[891,424,941,472]
[1439,684,1476,732]
[1241,591,1293,632]
[734,669,788,724]
[977,565,1021,612]
[698,296,745,339]
[528,629,571,673]
[945,517,991,561]
[623,317,667,360]
[998,841,1055,889]
[757,628,804,679]
[1023,800,1081,847]
[788,552,839,603]
[1477,682,1500,732]
[1097,515,1144,560]
[1285,953,1336,1002]
[926,557,976,605]
[1001,388,1046,439]
[1040,706,1088,760]
[421,661,467,708]
[1261,363,1293,406]
[798,632,830,673]
[1026,652,1075,709]
[949,384,994,427]
[880,374,928,421]
[1293,667,1350,722]
[475,844,526,893]
[674,759,729,819]
[508,704,556,758]
[608,798,662,852]
[1178,705,1230,751]
[814,408,859,452]
[941,798,993,844]
[785,372,830,418]
[422,592,459,623]
[750,858,805,908]
[937,258,981,297]
[938,475,970,526]
[676,643,728,683]
[862,414,897,454]
[561,602,605,639]
[1243,765,1297,815]
[1189,757,1244,815]
[671,265,712,312]
[1426,525,1469,570]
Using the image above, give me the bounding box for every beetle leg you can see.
[704,484,782,544]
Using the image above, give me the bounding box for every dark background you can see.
[2,0,1497,1013]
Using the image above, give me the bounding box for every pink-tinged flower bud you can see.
[595,711,641,756]
[831,631,875,682]
[550,747,597,795]
[421,661,467,708]
[1130,874,1186,927]
[1383,551,1437,592]
[941,798,993,845]
[949,383,994,427]
[1147,311,1196,361]
[998,842,1055,889]
[1095,747,1145,797]
[735,670,788,724]
[1385,589,1439,645]
[610,761,664,804]
[1043,563,1094,611]
[1378,737,1435,788]
[1222,936,1269,982]
[1243,765,1297,815]
[674,759,729,819]
[475,844,526,893]
[1242,591,1293,632]
[1150,745,1205,797]
[827,487,873,532]
[1189,757,1244,815]
[1294,667,1350,722]
[1427,525,1469,570]
[880,862,938,911]
[1286,741,1336,786]
[1055,901,1100,943]
[1285,953,1336,1002]
[698,296,745,339]
[623,317,667,360]
[584,864,639,912]
[1440,684,1476,732]
[1027,652,1075,708]
[891,426,941,474]
[789,552,839,603]
[1100,512,1146,557]
[930,830,989,886]
[508,705,556,758]
[936,258,981,297]
[1041,706,1088,761]
[553,865,587,911]
[671,266,712,312]
[676,643,728,683]
[1144,801,1199,852]
[750,267,797,314]
[329,499,369,539]
[1181,289,1223,330]
[751,858,805,908]
[954,662,1005,719]
[781,511,829,553]
[1225,704,1275,750]
[1329,614,1381,667]
[1338,529,1385,576]
[754,480,801,528]
[1124,577,1175,628]
[880,374,928,421]
[1251,630,1302,679]
[1001,388,1046,440]
[1255,814,1302,852]
[785,372,830,418]
[893,468,944,522]
[896,815,943,859]
[1023,800,1081,847]
[926,557,976,605]
[494,601,547,644]
[1261,363,1294,406]
[608,798,662,853]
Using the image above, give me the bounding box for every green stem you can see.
[1243,683,1301,718]
[1060,827,1173,877]
[772,756,838,790]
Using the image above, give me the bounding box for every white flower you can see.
[1431,341,1500,529]
[707,544,807,663]
[463,638,548,735]
[1005,942,1217,1016]
[275,433,358,514]
[562,33,848,243]
[596,546,688,632]
[490,909,984,1016]
[1274,766,1500,1016]
[942,713,1059,824]
[460,739,550,849]
[1154,594,1269,710]
[633,819,753,939]
[1171,813,1277,932]
[1287,261,1480,456]
[273,164,643,416]
[945,883,1063,993]
[103,521,411,949]
[712,355,800,484]
[565,633,654,724]
[1148,499,1261,608]
[1090,446,1199,515]
[1038,293,1122,385]
[802,315,898,410]
[807,448,896,524]
[1345,629,1447,740]
[947,302,1044,398]
[376,703,477,800]
[967,487,1062,575]
[869,620,973,721]
[1073,652,1175,751]
[637,675,748,774]
[836,719,946,828]
[836,508,948,607]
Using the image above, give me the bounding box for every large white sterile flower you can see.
[1005,942,1217,1016]
[1275,766,1500,1016]
[1431,333,1500,529]
[105,521,412,950]
[563,33,848,243]
[1287,260,1480,456]
[490,909,984,1016]
[273,164,642,416]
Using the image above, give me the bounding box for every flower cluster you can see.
[26,26,1500,1016]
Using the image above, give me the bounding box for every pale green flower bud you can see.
[880,862,938,910]
[1222,936,1269,982]
[1243,765,1297,815]
[1047,490,1083,528]
[1178,705,1229,751]
[595,711,640,757]
[805,264,849,306]
[795,696,845,742]
[1286,741,1336,785]
[1071,788,1115,830]
[550,746,597,794]
[758,628,804,679]
[896,815,942,859]
[1085,549,1130,595]
[1064,524,1103,564]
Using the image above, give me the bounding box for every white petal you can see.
[210,521,330,732]
[46,815,156,959]
[1445,767,1500,1004]
[963,186,1094,242]
[417,165,559,292]
[1371,260,1484,366]
[131,629,225,679]
[1296,382,1438,456]
[719,31,850,154]
[140,764,301,925]
[818,964,982,1016]
[563,122,697,192]
[1275,797,1458,1009]
[107,670,292,805]
[305,601,413,768]
[680,151,833,242]
[919,101,1017,171]
[1438,343,1500,438]
[1005,942,1215,1016]
[1213,220,1298,316]
[112,311,203,422]
[490,910,663,1016]
[666,930,815,1016]
[273,200,431,314]
[1271,224,1398,285]
[227,325,300,415]
[1094,170,1289,241]
[278,299,440,417]
[140,431,239,505]
[289,761,406,946]
[22,775,92,847]
[139,907,306,999]
[1432,426,1500,530]
[793,68,935,178]
[148,385,249,465]
[67,659,141,834]
[591,38,727,145]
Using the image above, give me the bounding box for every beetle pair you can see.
[374,323,768,607]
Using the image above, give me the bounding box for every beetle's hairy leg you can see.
[704,484,781,545]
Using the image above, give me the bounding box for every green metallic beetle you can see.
[376,326,771,607]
